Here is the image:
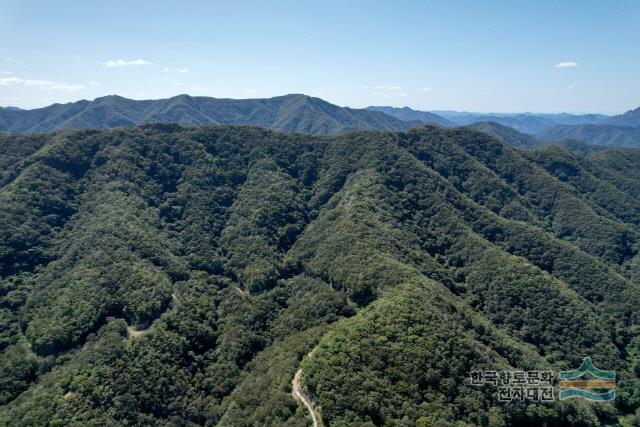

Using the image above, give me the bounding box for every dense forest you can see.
[2,124,640,426]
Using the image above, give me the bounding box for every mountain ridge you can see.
[464,121,545,149]
[366,105,455,127]
[0,94,425,135]
[605,106,640,127]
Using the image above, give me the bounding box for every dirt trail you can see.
[127,325,150,338]
[292,351,321,427]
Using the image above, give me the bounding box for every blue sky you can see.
[1,0,638,113]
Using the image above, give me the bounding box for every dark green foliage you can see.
[221,158,307,293]
[302,283,610,426]
[218,325,329,427]
[1,124,640,426]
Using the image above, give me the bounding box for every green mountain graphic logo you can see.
[559,357,615,401]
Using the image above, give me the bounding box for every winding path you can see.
[292,352,321,427]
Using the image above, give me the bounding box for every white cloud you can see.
[555,61,578,68]
[376,84,401,90]
[176,68,190,74]
[89,80,100,86]
[48,83,85,90]
[246,88,258,93]
[0,77,17,86]
[102,58,150,67]
[397,93,408,97]
[0,76,85,91]
[162,67,170,73]
[418,87,432,92]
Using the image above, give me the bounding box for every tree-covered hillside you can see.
[464,121,545,149]
[1,124,640,426]
[365,106,454,127]
[0,94,422,135]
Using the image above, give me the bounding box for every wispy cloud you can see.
[102,58,150,67]
[48,83,85,90]
[418,87,432,92]
[376,84,402,90]
[176,68,190,74]
[555,61,578,68]
[246,88,258,93]
[0,76,85,91]
[396,93,408,97]
[89,80,100,86]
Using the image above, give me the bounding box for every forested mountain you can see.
[0,94,422,134]
[605,107,640,127]
[3,124,640,426]
[464,121,545,149]
[366,106,455,127]
[539,124,640,147]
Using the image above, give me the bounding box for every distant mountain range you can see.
[0,94,422,135]
[2,94,639,148]
[373,105,640,148]
[365,106,455,127]
[538,124,640,148]
[442,111,608,131]
[462,121,613,154]
[534,107,640,147]
[386,107,608,134]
